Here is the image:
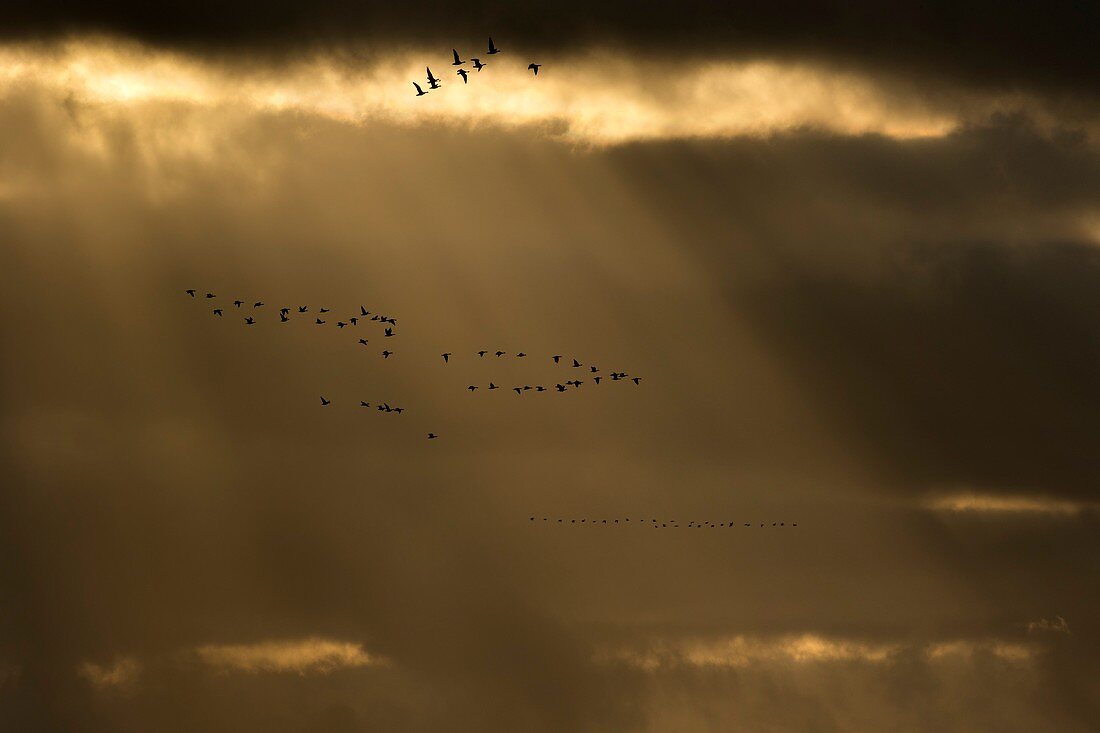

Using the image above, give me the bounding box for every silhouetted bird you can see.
[254,302,263,307]
[358,338,369,345]
[552,355,562,363]
[337,321,347,328]
[590,366,599,373]
[245,317,255,325]
[472,58,484,71]
[280,307,290,315]
[319,307,330,313]
[394,407,404,414]
[528,63,541,75]
[632,377,641,385]
[298,306,308,312]
[280,313,289,322]
[488,382,498,390]
[382,350,393,358]
[555,384,567,392]
[384,327,394,337]
[213,308,222,316]
[316,318,325,325]
[452,49,464,66]
[514,387,522,395]
[413,82,427,96]
[427,433,438,439]
[573,359,581,368]
[320,396,331,405]
[205,293,216,298]
[478,350,488,357]
[186,289,195,297]
[426,67,441,89]
[370,315,380,321]
[457,69,468,83]
[517,352,526,357]
[593,376,601,384]
[350,317,358,325]
[468,385,478,391]
[523,385,532,391]
[495,351,505,357]
[361,401,370,407]
[234,300,243,308]
[442,353,451,363]
[360,306,369,316]
[487,37,500,55]
[536,386,546,392]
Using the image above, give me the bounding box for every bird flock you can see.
[529,518,797,528]
[183,289,793,526]
[448,351,641,395]
[185,288,642,440]
[186,288,398,355]
[412,36,541,96]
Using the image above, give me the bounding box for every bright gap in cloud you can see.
[0,37,1025,146]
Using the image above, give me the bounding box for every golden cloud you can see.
[193,637,386,675]
[598,633,1042,671]
[0,37,1086,146]
[77,656,142,692]
[926,492,1088,515]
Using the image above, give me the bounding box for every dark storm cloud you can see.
[4,1,1100,96]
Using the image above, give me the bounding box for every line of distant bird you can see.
[466,377,638,394]
[529,517,797,528]
[442,351,641,390]
[413,37,541,96]
[319,397,405,413]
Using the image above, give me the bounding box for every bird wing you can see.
[453,49,461,63]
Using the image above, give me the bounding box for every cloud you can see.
[193,638,385,675]
[927,493,1089,516]
[2,1,1098,102]
[76,656,141,692]
[0,45,1097,732]
[1027,616,1071,635]
[0,38,1093,147]
[924,640,1038,663]
[599,633,1041,672]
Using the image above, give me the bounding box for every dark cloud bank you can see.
[4,1,1100,95]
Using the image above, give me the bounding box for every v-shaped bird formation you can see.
[413,36,542,97]
[185,288,644,443]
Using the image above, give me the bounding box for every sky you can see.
[1,3,1098,731]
